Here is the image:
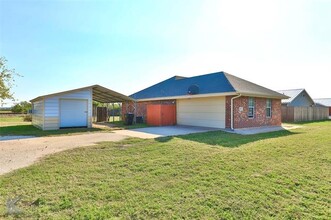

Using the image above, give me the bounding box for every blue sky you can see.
[1,0,330,106]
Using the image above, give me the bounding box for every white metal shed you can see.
[30,85,133,130]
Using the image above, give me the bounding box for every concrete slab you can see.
[113,126,220,139]
[0,136,36,141]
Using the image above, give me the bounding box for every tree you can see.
[0,57,20,101]
[11,101,32,114]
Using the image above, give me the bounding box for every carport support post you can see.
[112,103,115,122]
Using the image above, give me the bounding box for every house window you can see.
[266,99,272,118]
[248,97,255,118]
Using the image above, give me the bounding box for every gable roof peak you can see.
[277,88,314,104]
[174,75,187,80]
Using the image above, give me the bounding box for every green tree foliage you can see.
[11,101,32,114]
[0,57,21,101]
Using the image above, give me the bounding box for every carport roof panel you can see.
[91,85,135,102]
[30,85,134,102]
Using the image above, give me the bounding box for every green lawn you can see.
[0,116,146,137]
[0,116,105,137]
[0,121,330,219]
[0,125,106,137]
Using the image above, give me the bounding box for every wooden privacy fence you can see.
[96,107,108,122]
[282,106,329,122]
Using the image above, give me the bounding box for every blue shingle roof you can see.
[131,71,287,100]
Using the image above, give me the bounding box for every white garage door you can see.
[60,99,88,128]
[177,97,226,128]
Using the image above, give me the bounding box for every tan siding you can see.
[177,97,226,128]
[44,117,59,130]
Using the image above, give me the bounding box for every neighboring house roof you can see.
[277,89,314,105]
[131,72,288,100]
[314,98,331,107]
[30,85,134,103]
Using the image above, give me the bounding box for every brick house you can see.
[124,72,288,129]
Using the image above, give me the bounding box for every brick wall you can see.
[225,96,281,129]
[122,100,176,122]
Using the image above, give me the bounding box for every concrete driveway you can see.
[0,126,218,176]
[113,125,220,139]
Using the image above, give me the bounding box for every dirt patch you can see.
[0,132,127,175]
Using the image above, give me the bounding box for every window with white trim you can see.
[248,97,255,118]
[266,99,272,117]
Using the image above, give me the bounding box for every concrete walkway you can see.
[228,124,302,135]
[231,126,284,135]
[0,132,127,175]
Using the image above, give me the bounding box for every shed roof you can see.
[131,72,288,100]
[277,89,314,104]
[314,98,331,107]
[30,85,133,103]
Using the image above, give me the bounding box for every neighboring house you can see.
[277,89,315,107]
[314,98,331,116]
[125,72,288,129]
[277,89,328,122]
[31,85,132,130]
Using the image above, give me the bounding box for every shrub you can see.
[23,114,32,122]
[11,101,31,114]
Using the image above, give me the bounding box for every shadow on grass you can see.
[156,129,300,148]
[0,125,104,137]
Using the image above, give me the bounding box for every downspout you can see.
[231,94,242,130]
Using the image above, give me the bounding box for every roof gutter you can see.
[133,92,237,102]
[231,93,242,130]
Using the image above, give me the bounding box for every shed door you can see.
[177,97,225,128]
[60,99,88,128]
[146,104,176,126]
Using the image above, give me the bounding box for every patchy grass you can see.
[0,111,12,114]
[108,120,149,129]
[0,116,30,126]
[0,121,330,219]
[108,116,121,122]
